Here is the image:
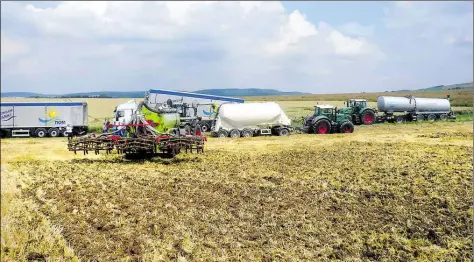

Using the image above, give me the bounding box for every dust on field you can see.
[2,121,472,261]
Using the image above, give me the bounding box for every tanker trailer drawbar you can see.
[1,102,88,138]
[376,95,456,123]
[211,102,292,138]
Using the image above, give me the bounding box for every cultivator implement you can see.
[67,134,206,159]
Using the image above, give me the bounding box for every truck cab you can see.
[113,100,137,126]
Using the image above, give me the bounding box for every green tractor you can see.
[339,99,377,125]
[301,105,355,134]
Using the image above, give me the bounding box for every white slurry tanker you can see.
[211,102,292,138]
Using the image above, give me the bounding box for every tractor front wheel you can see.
[313,119,331,134]
[339,121,354,133]
[361,110,376,125]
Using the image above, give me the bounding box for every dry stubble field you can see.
[1,120,473,261]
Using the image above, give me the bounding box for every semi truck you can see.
[144,89,245,132]
[211,102,292,138]
[0,102,88,138]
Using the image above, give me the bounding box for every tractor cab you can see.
[314,105,350,122]
[341,99,368,114]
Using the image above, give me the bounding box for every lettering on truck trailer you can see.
[38,109,66,125]
[1,109,15,121]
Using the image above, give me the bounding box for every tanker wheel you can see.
[314,119,331,134]
[278,128,290,136]
[48,128,60,137]
[229,129,241,138]
[35,128,47,138]
[339,121,354,133]
[427,114,436,122]
[217,129,229,138]
[417,114,425,122]
[241,129,253,137]
[361,110,376,125]
[395,115,406,123]
[440,114,448,121]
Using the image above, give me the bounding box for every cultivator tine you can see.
[67,134,206,158]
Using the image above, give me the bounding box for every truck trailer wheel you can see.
[217,129,229,138]
[339,121,354,133]
[313,119,331,134]
[361,110,376,125]
[0,129,10,139]
[427,114,436,122]
[48,128,60,137]
[278,128,290,136]
[440,114,448,121]
[200,124,210,133]
[229,129,241,138]
[35,128,47,138]
[241,129,253,138]
[395,115,406,123]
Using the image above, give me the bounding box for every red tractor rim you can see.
[344,126,351,133]
[318,123,328,134]
[364,114,374,124]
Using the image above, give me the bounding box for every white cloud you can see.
[2,1,390,93]
[1,36,30,62]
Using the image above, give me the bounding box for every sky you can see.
[1,1,473,94]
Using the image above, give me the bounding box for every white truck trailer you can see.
[211,102,292,138]
[144,89,245,132]
[0,102,88,138]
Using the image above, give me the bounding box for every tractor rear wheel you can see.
[217,129,229,138]
[229,129,240,138]
[339,121,354,133]
[313,119,331,134]
[361,110,376,125]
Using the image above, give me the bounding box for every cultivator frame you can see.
[67,134,206,159]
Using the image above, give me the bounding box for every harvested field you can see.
[1,121,472,261]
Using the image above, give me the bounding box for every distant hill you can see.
[194,88,308,96]
[1,88,309,98]
[417,82,473,91]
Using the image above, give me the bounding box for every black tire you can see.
[229,129,241,138]
[241,128,253,137]
[313,119,331,134]
[361,110,376,125]
[217,129,228,138]
[395,115,405,123]
[61,129,68,137]
[440,114,448,121]
[35,128,47,138]
[48,128,60,137]
[200,124,210,133]
[339,121,354,133]
[417,114,424,122]
[0,129,10,139]
[427,114,436,122]
[278,128,290,136]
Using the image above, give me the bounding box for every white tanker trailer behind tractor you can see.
[375,95,456,123]
[339,95,456,124]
